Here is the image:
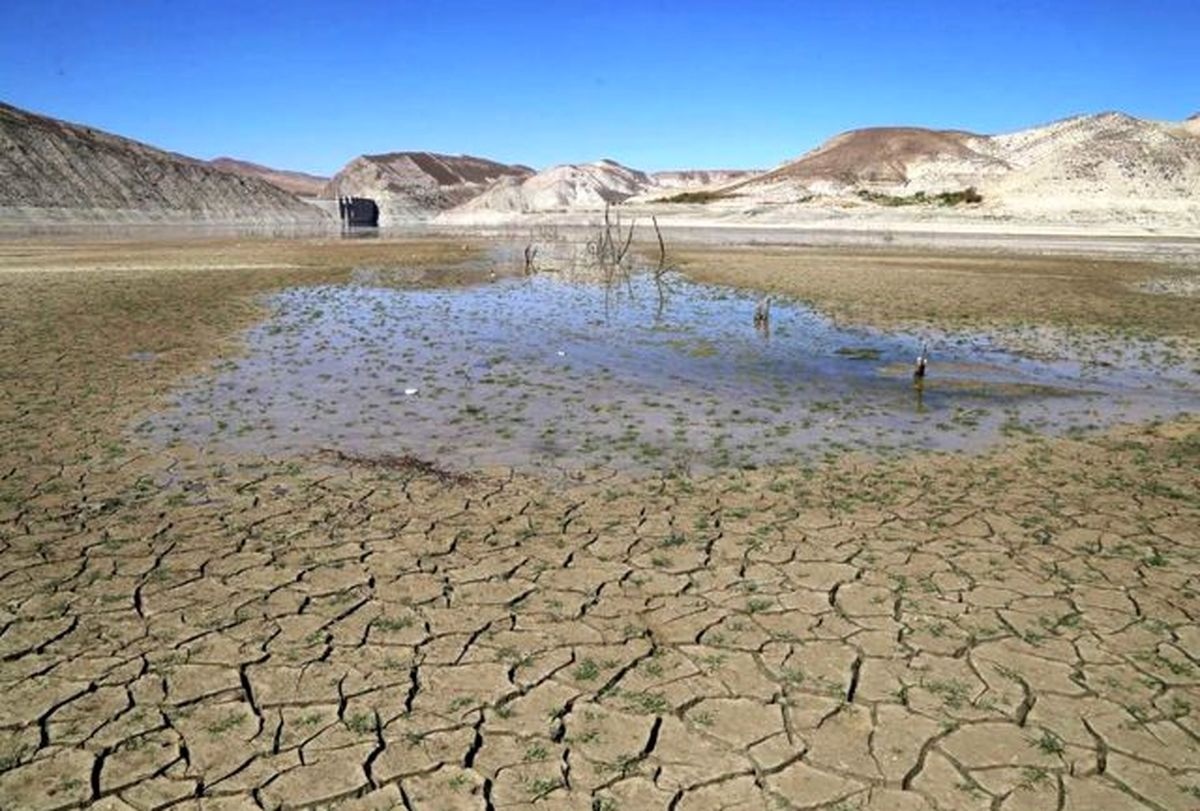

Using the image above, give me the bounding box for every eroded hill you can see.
[0,102,326,225]
[322,151,533,222]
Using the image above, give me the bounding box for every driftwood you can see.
[318,448,473,485]
[753,296,772,327]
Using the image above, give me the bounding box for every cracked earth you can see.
[1,238,1198,810]
[3,424,1197,810]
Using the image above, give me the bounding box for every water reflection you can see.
[134,271,1199,474]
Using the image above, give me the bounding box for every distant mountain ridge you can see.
[455,159,650,214]
[2,98,1197,229]
[207,157,328,197]
[0,101,325,225]
[444,161,767,220]
[651,169,758,189]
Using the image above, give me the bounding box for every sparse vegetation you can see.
[654,189,736,204]
[855,187,983,206]
[1034,729,1065,756]
[344,712,374,735]
[573,659,601,681]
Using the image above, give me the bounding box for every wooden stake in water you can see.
[913,342,929,382]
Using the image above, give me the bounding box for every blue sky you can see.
[1,1,1196,175]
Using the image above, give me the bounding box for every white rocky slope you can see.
[651,169,758,189]
[442,161,769,223]
[0,101,327,225]
[450,159,651,215]
[975,112,1200,215]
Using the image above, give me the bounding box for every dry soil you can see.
[0,236,1197,811]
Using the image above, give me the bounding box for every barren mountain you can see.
[730,127,1008,197]
[323,152,532,221]
[775,128,991,183]
[0,101,326,225]
[727,112,1200,222]
[5,99,1195,231]
[452,159,649,215]
[208,157,328,197]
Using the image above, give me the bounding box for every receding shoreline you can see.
[6,212,1200,263]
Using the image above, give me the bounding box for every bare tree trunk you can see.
[652,215,666,271]
[617,210,635,265]
[651,215,672,315]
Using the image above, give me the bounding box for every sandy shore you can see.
[433,204,1200,256]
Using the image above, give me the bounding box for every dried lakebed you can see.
[2,239,1198,810]
[135,271,1199,473]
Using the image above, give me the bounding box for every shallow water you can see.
[134,270,1200,474]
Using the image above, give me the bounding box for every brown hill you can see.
[0,102,325,225]
[741,126,999,188]
[208,157,328,197]
[323,152,533,220]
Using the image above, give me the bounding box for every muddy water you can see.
[135,271,1199,474]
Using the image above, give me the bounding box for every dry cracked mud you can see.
[1,236,1198,810]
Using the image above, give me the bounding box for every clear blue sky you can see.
[1,1,1196,175]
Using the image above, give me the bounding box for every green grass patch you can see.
[654,190,736,204]
[856,187,982,206]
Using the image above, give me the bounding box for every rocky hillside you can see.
[0,102,327,225]
[979,112,1200,208]
[453,159,651,215]
[207,157,328,197]
[729,112,1200,217]
[323,152,532,221]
